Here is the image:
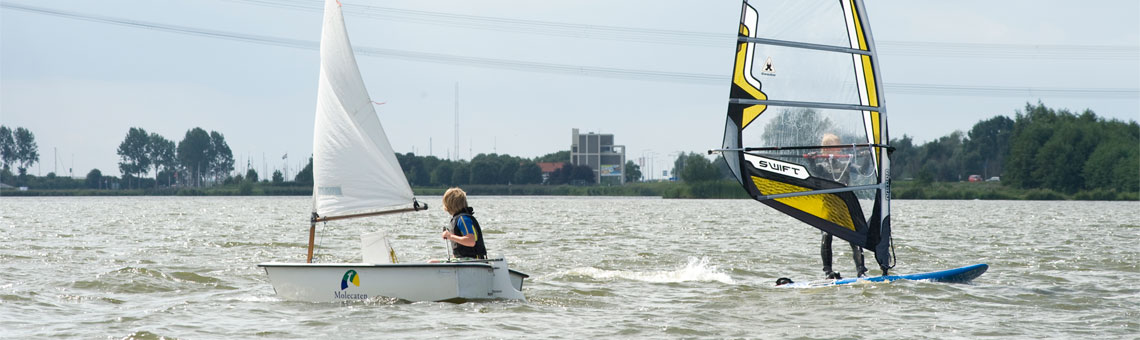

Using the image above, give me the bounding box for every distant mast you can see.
[454,82,460,161]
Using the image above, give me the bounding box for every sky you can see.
[1,0,1138,179]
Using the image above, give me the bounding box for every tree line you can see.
[890,102,1138,194]
[663,102,1138,199]
[114,127,237,189]
[392,150,643,187]
[7,102,1132,198]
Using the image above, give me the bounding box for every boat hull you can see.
[259,258,527,302]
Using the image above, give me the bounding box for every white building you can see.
[570,128,626,185]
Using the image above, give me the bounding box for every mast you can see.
[853,0,893,272]
[454,82,459,161]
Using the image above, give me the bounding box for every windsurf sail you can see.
[312,0,419,220]
[715,0,893,271]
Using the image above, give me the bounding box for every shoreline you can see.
[1,181,1136,201]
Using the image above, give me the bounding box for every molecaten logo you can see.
[334,269,368,300]
[341,270,360,290]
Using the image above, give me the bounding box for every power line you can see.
[886,83,1139,99]
[0,2,720,84]
[228,0,1140,61]
[229,0,729,47]
[3,2,1137,99]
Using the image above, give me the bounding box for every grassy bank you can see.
[2,180,1135,201]
[0,182,311,197]
[0,181,748,199]
[416,181,750,199]
[892,181,1138,201]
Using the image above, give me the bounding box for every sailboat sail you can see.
[719,0,893,270]
[312,0,415,218]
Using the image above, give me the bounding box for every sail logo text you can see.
[746,155,809,179]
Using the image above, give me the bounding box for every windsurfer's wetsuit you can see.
[448,207,487,260]
[822,232,866,278]
[810,150,868,279]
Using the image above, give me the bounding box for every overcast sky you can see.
[2,0,1137,179]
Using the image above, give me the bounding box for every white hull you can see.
[259,258,527,302]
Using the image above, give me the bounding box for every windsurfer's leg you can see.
[821,232,833,275]
[850,242,867,277]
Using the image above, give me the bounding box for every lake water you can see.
[1,196,1137,339]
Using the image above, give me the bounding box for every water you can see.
[2,196,1137,339]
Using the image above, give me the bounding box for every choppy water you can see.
[1,196,1137,339]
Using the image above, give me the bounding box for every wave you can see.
[557,257,735,284]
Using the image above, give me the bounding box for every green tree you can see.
[209,131,234,182]
[177,128,211,187]
[0,126,14,170]
[533,150,570,163]
[431,162,453,186]
[117,127,151,189]
[624,160,642,183]
[1000,103,1137,194]
[148,133,176,188]
[1083,142,1138,192]
[548,163,594,184]
[513,162,543,184]
[470,157,499,184]
[498,159,519,185]
[272,170,284,183]
[13,127,39,176]
[245,168,259,183]
[450,162,470,186]
[923,131,967,182]
[570,164,595,183]
[964,115,1014,178]
[398,153,429,186]
[678,153,720,183]
[294,157,313,185]
[887,135,918,180]
[86,168,102,189]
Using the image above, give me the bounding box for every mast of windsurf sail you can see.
[306,0,426,263]
[717,0,892,271]
[854,0,893,272]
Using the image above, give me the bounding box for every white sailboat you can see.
[258,0,526,303]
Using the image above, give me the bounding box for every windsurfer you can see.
[440,187,487,260]
[817,133,867,279]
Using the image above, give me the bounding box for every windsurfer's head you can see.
[443,187,469,215]
[821,133,841,154]
[775,277,794,286]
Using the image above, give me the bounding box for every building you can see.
[570,128,626,185]
[536,162,565,184]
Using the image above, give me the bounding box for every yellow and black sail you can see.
[719,0,893,271]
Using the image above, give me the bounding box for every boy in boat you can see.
[440,187,487,260]
[815,133,867,279]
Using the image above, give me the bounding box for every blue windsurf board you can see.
[778,263,988,288]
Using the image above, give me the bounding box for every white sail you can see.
[312,0,414,217]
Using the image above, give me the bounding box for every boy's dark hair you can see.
[775,277,793,286]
